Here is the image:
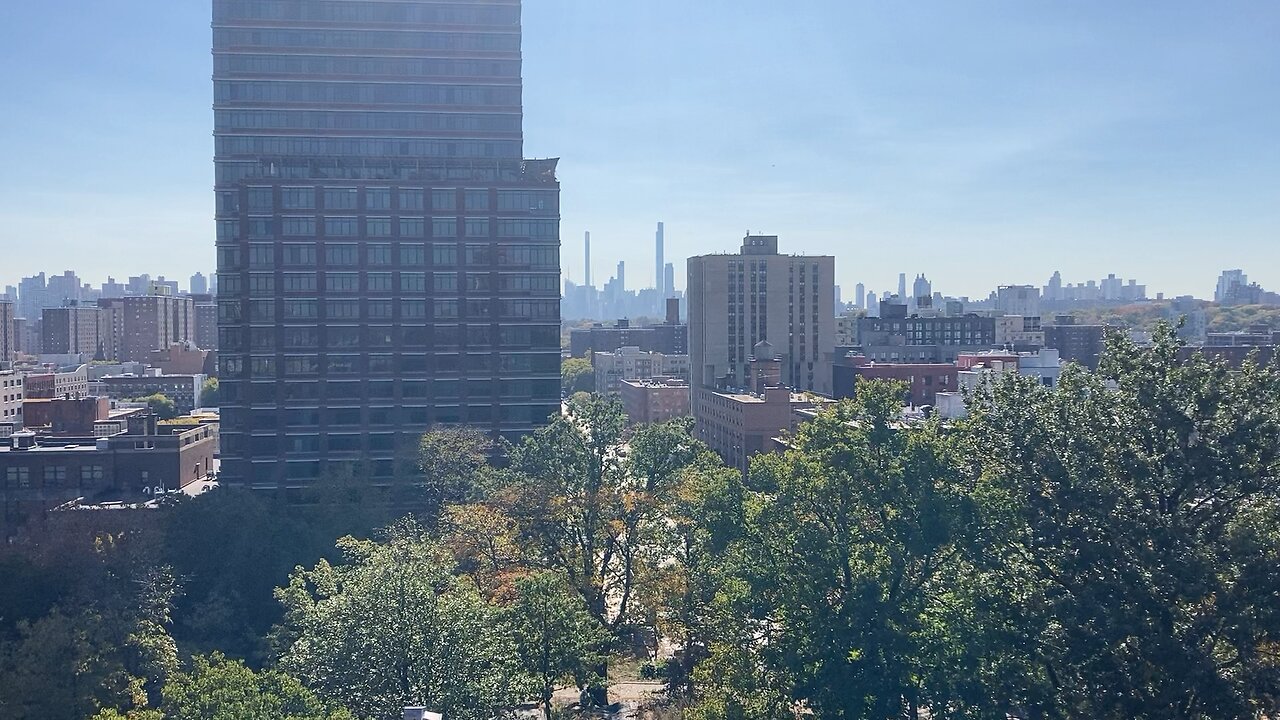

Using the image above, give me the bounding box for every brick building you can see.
[620,378,691,425]
[832,356,958,406]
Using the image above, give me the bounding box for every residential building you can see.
[0,411,216,537]
[40,305,104,357]
[1215,270,1247,304]
[832,356,957,407]
[993,315,1044,351]
[149,344,215,376]
[1168,296,1208,344]
[120,295,195,363]
[694,349,832,473]
[0,371,22,428]
[190,272,209,296]
[97,374,206,414]
[592,347,690,395]
[569,300,687,358]
[854,301,996,363]
[0,300,13,365]
[995,285,1041,317]
[214,0,561,488]
[620,377,691,425]
[1044,316,1110,370]
[193,299,218,351]
[687,235,835,395]
[1017,348,1063,388]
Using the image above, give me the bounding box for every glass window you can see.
[325,244,358,266]
[464,190,489,210]
[283,187,315,210]
[368,272,393,292]
[368,300,393,319]
[432,218,457,238]
[284,327,318,348]
[249,273,276,295]
[401,273,426,292]
[247,187,273,211]
[402,300,427,319]
[465,218,489,238]
[434,300,459,319]
[324,188,358,210]
[283,217,316,236]
[249,299,275,322]
[282,243,317,266]
[433,244,458,266]
[432,189,457,210]
[216,220,239,242]
[283,272,317,292]
[283,300,317,319]
[399,188,424,211]
[367,217,392,237]
[248,244,275,268]
[325,273,359,293]
[328,326,361,348]
[466,273,491,291]
[366,187,392,210]
[434,273,458,293]
[326,300,360,319]
[399,217,425,238]
[325,217,358,237]
[285,356,320,375]
[248,217,274,238]
[400,244,426,266]
[368,243,392,266]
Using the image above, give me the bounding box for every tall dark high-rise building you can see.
[214,0,561,489]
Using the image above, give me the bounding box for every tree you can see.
[561,357,594,395]
[506,571,609,718]
[417,426,493,515]
[729,380,977,719]
[92,653,351,720]
[199,377,219,408]
[138,393,179,420]
[274,520,530,720]
[960,324,1280,718]
[501,399,713,705]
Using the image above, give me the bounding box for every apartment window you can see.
[464,190,489,211]
[247,187,273,211]
[368,272,393,292]
[432,189,457,210]
[465,218,489,237]
[402,300,428,319]
[368,300,393,319]
[368,243,393,266]
[434,244,458,266]
[367,217,392,237]
[401,273,427,292]
[325,244,358,266]
[325,273,359,293]
[80,465,105,484]
[282,243,317,266]
[282,187,315,210]
[400,244,426,266]
[282,217,317,237]
[432,218,457,238]
[248,245,275,268]
[399,188,424,211]
[366,187,392,210]
[325,217,358,237]
[400,217,425,238]
[434,273,459,293]
[324,188,358,210]
[282,273,317,293]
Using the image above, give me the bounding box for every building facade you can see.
[832,357,958,407]
[40,306,104,357]
[0,301,14,365]
[591,347,689,394]
[687,235,835,395]
[620,377,690,425]
[854,301,997,363]
[213,0,561,488]
[0,371,22,428]
[120,295,195,363]
[98,374,206,414]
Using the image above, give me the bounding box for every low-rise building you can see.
[993,315,1044,351]
[0,370,22,429]
[592,346,690,394]
[1044,316,1110,370]
[620,377,691,425]
[854,301,997,363]
[832,356,957,407]
[0,410,217,538]
[96,373,205,414]
[693,345,833,472]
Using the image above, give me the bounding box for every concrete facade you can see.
[592,347,690,394]
[687,235,835,395]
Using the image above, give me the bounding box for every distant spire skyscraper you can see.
[585,231,592,287]
[655,222,665,295]
[898,273,907,300]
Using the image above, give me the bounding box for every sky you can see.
[0,1,1277,300]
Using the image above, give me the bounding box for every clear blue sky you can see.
[1,1,1277,299]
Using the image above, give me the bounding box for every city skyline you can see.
[1,2,1279,297]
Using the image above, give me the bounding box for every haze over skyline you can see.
[0,1,1277,299]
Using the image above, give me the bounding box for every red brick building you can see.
[833,356,958,407]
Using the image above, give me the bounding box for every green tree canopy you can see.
[273,520,530,720]
[199,377,219,408]
[561,357,594,395]
[138,393,179,420]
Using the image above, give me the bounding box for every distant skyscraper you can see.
[898,273,907,300]
[655,222,665,295]
[912,274,932,309]
[617,261,626,292]
[1044,271,1063,302]
[214,0,561,488]
[663,263,675,299]
[1215,269,1247,303]
[855,283,866,310]
[834,285,843,315]
[867,291,878,317]
[585,231,592,287]
[190,272,208,296]
[0,300,14,364]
